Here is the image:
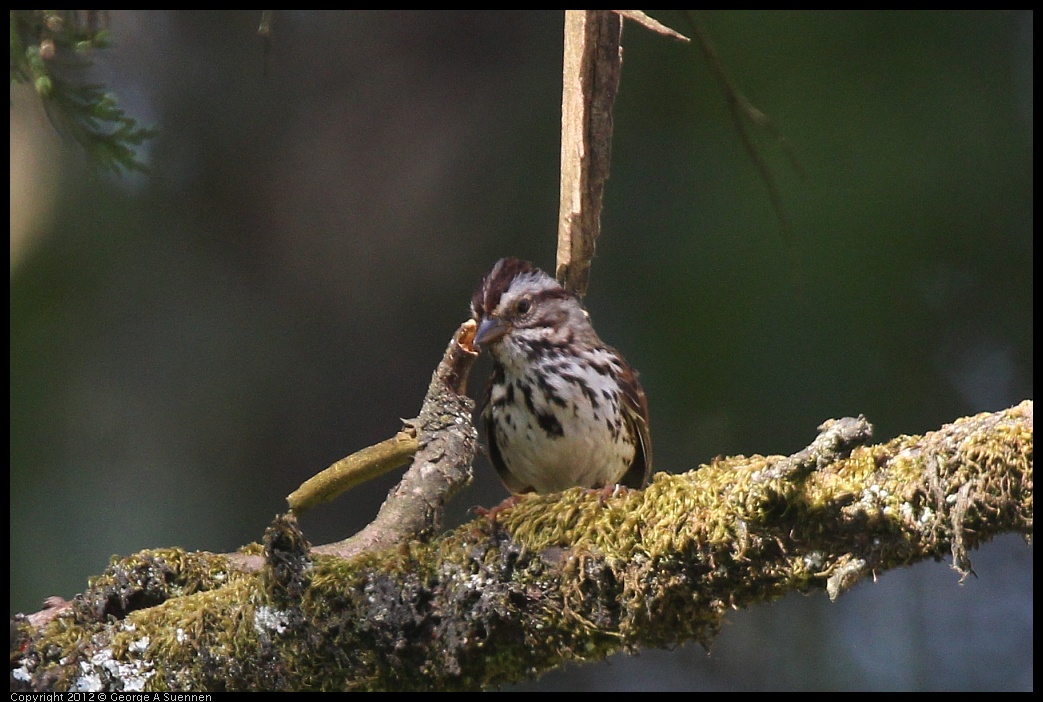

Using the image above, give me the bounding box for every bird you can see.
[470,257,651,494]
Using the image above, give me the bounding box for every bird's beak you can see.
[473,316,508,348]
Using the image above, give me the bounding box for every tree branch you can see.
[311,319,479,560]
[12,401,1032,691]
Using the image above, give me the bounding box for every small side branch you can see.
[312,319,479,560]
[287,431,419,514]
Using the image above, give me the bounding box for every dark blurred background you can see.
[10,10,1032,691]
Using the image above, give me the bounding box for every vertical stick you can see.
[556,10,622,298]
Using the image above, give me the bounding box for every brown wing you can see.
[481,380,534,494]
[616,360,653,490]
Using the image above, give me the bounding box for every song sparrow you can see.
[471,258,652,494]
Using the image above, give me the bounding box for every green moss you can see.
[13,405,1031,690]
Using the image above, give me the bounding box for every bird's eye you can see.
[515,298,532,315]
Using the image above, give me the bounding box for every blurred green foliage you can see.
[10,10,155,173]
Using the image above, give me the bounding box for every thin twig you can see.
[685,11,807,295]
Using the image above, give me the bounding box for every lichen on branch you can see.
[11,402,1032,691]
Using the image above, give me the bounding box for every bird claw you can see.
[586,483,630,504]
[473,494,523,521]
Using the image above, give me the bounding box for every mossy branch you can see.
[11,401,1032,691]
